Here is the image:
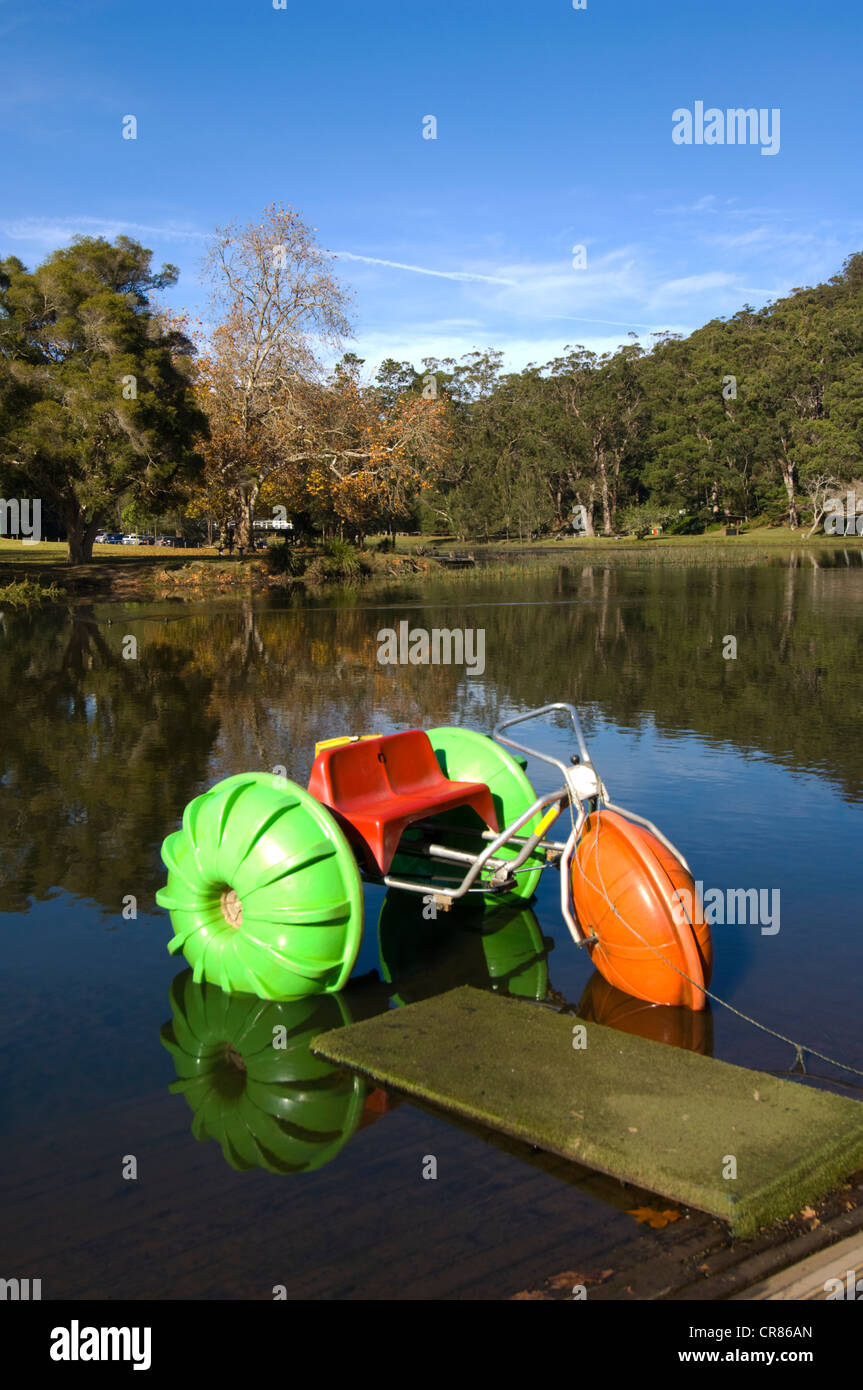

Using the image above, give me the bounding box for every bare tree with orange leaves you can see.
[196,204,448,545]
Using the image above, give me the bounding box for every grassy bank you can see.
[399,526,860,559]
[0,526,857,604]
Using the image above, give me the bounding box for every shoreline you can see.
[2,530,859,605]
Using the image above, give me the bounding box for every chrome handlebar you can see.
[493,702,592,776]
[493,702,691,875]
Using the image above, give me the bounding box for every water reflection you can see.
[377,892,550,1004]
[3,559,861,1301]
[0,604,218,912]
[160,974,367,1174]
[161,892,718,1179]
[578,972,714,1055]
[161,896,553,1176]
[3,558,862,921]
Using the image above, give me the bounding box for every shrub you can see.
[303,540,373,585]
[616,502,676,537]
[664,513,706,536]
[263,539,307,576]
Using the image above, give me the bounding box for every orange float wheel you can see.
[571,809,713,1011]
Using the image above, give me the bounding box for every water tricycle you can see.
[156,703,713,1010]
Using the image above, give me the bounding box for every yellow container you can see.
[314,734,381,758]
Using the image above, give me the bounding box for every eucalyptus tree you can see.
[417,350,507,536]
[642,318,765,520]
[374,358,423,410]
[201,203,352,547]
[544,343,645,534]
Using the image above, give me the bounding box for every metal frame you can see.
[366,703,690,951]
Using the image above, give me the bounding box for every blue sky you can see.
[2,0,861,373]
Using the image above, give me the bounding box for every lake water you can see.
[2,552,862,1298]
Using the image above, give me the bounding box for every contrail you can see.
[333,253,670,330]
[332,251,517,286]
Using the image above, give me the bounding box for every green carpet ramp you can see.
[313,986,863,1237]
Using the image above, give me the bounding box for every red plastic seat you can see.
[308,731,498,874]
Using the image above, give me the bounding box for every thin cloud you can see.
[0,217,786,346]
[653,270,741,298]
[706,225,773,249]
[659,194,719,215]
[648,270,778,308]
[706,225,818,252]
[1,216,209,246]
[350,329,639,375]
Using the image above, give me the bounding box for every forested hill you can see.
[395,252,863,541]
[2,229,860,553]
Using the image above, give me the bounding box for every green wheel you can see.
[390,727,546,904]
[156,772,364,1000]
[160,971,366,1173]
